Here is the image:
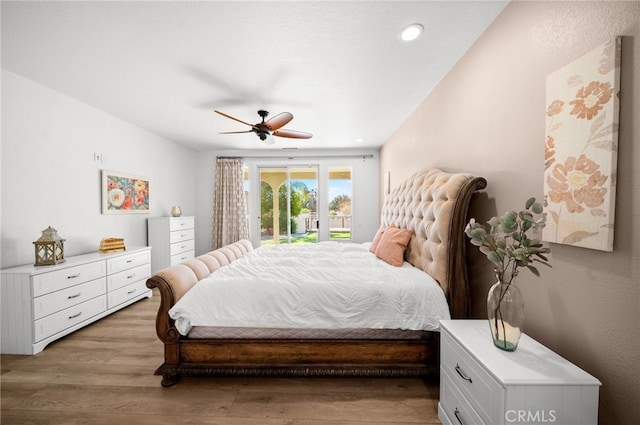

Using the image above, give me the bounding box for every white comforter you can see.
[169,242,451,335]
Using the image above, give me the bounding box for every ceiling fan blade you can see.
[214,110,254,127]
[273,129,313,139]
[265,112,293,131]
[219,130,254,134]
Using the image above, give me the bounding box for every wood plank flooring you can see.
[1,291,442,425]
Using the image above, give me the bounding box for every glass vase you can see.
[487,280,524,351]
[171,205,182,217]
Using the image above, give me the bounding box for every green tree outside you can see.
[328,194,351,215]
[261,181,306,233]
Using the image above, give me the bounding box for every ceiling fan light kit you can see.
[215,109,312,144]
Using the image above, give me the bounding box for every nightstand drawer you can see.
[170,239,195,256]
[441,328,504,423]
[107,263,151,292]
[170,228,194,243]
[170,218,194,231]
[440,367,486,425]
[33,277,106,320]
[34,295,106,342]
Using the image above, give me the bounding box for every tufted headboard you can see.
[380,169,486,318]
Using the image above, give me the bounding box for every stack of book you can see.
[99,238,126,253]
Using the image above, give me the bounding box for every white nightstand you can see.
[439,320,601,425]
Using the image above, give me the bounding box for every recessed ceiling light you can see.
[399,23,424,42]
[355,138,364,143]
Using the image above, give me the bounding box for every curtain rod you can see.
[232,154,375,160]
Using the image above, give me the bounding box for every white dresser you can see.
[1,247,152,355]
[147,216,195,273]
[439,320,601,425]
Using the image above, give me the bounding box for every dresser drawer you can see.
[107,280,149,309]
[170,250,195,266]
[170,228,194,244]
[32,261,106,297]
[170,217,194,231]
[170,238,195,256]
[440,367,486,425]
[34,295,106,342]
[107,263,151,292]
[442,329,504,424]
[106,250,151,275]
[33,277,106,320]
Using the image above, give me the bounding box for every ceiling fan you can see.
[215,109,312,145]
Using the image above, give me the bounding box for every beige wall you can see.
[380,2,639,423]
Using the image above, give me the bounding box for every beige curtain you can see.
[211,157,248,249]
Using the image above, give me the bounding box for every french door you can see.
[258,166,318,246]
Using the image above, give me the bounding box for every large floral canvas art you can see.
[543,37,621,251]
[101,170,150,214]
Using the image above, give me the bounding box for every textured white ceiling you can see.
[1,1,508,151]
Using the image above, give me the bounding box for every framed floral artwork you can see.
[543,37,621,251]
[101,170,150,214]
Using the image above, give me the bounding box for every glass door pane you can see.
[259,167,286,245]
[259,166,318,246]
[290,166,318,244]
[328,167,352,241]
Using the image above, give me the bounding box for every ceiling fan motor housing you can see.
[254,122,271,138]
[255,110,271,139]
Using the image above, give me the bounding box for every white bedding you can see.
[169,242,451,335]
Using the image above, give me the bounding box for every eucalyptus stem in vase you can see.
[465,197,552,351]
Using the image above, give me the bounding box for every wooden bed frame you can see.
[146,168,486,386]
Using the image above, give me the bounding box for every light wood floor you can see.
[1,291,442,425]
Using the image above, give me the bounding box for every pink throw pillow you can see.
[375,227,413,267]
[369,226,386,253]
[369,224,397,253]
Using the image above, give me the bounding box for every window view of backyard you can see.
[258,167,352,245]
[328,167,352,241]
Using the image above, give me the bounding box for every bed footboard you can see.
[146,239,253,386]
[152,334,440,386]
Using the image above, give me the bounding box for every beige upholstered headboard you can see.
[380,169,486,318]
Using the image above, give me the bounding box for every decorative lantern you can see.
[33,226,65,266]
